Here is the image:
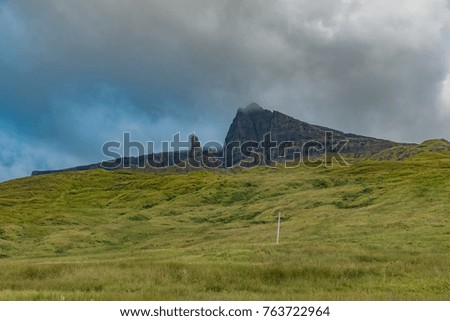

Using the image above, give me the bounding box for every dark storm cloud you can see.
[0,0,449,181]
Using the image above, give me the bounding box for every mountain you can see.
[33,103,411,175]
[224,103,406,165]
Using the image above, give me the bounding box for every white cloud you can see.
[439,58,450,115]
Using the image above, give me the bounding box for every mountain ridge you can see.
[33,103,416,176]
[224,103,409,165]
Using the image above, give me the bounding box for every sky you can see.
[1,0,450,182]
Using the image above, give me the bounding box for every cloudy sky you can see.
[1,0,450,181]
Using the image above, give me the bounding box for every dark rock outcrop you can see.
[189,134,201,159]
[224,103,407,164]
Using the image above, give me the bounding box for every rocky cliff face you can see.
[32,103,412,175]
[224,103,403,164]
[225,103,342,143]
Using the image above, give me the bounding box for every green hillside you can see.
[371,138,450,160]
[0,153,449,300]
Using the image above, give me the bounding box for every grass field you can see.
[0,151,449,300]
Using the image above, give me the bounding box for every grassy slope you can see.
[0,153,449,300]
[371,138,450,160]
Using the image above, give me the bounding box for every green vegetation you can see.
[0,151,449,300]
[371,138,450,160]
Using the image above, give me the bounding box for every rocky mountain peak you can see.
[224,103,401,164]
[238,102,266,113]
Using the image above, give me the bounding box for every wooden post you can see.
[276,209,281,244]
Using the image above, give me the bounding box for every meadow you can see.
[0,151,449,300]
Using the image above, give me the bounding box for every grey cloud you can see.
[1,0,450,181]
